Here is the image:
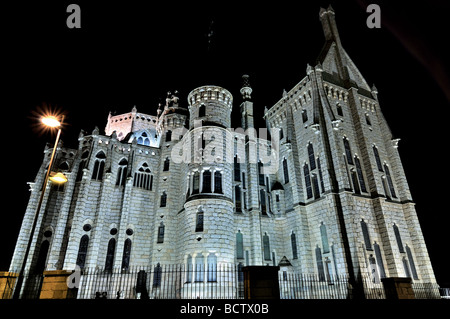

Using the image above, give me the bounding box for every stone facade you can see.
[9,6,437,295]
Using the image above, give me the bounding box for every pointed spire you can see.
[319,4,341,46]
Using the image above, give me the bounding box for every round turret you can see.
[187,85,233,129]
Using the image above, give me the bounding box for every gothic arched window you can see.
[373,146,383,172]
[160,192,167,207]
[133,163,153,190]
[121,238,132,271]
[406,245,419,280]
[361,219,372,250]
[304,164,313,199]
[104,238,116,272]
[354,156,367,193]
[157,222,165,244]
[343,138,353,165]
[307,143,316,170]
[76,151,89,182]
[163,157,170,171]
[92,151,106,181]
[76,235,89,270]
[291,232,298,260]
[116,159,128,186]
[192,171,200,195]
[393,223,405,253]
[196,208,204,232]
[384,164,397,198]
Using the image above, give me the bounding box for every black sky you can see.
[1,1,449,286]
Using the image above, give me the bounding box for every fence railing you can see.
[77,264,244,299]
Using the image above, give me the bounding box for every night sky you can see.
[1,1,449,286]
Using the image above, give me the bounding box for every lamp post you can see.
[13,115,67,299]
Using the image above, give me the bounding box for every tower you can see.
[178,86,235,292]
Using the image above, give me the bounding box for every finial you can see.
[132,105,137,113]
[371,84,378,94]
[306,64,313,75]
[240,74,253,100]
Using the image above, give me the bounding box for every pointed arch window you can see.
[373,242,386,279]
[373,146,383,172]
[260,188,267,215]
[384,164,397,198]
[116,159,128,186]
[195,253,204,282]
[76,235,89,270]
[354,156,367,193]
[263,233,271,261]
[207,253,217,282]
[304,164,313,199]
[343,138,353,165]
[236,231,244,259]
[361,219,372,250]
[320,223,330,253]
[133,163,153,190]
[291,232,298,260]
[76,151,89,182]
[307,143,316,170]
[92,151,106,181]
[214,171,223,194]
[153,263,162,287]
[121,238,132,271]
[137,131,150,146]
[105,238,116,272]
[283,158,289,184]
[393,223,405,253]
[406,245,419,280]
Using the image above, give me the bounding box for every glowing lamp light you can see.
[41,116,61,128]
[49,172,68,184]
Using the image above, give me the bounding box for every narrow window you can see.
[373,242,386,279]
[235,185,242,212]
[312,174,320,199]
[195,209,204,232]
[373,146,383,172]
[195,253,204,282]
[402,257,411,278]
[207,253,217,282]
[236,231,244,259]
[361,219,372,250]
[336,103,343,116]
[355,157,367,193]
[369,255,379,283]
[76,151,89,182]
[121,238,132,271]
[405,245,419,280]
[291,232,298,260]
[116,159,128,186]
[279,128,284,140]
[283,158,289,184]
[302,109,308,123]
[304,164,313,199]
[234,156,241,181]
[186,255,193,283]
[343,138,353,165]
[192,171,200,194]
[35,240,50,274]
[202,170,212,193]
[384,164,397,198]
[104,238,116,272]
[163,157,170,171]
[263,233,271,261]
[157,223,165,243]
[307,143,316,170]
[365,114,372,126]
[153,263,162,287]
[199,104,206,117]
[260,188,267,215]
[76,235,89,270]
[320,223,330,253]
[214,171,223,194]
[258,161,265,185]
[393,224,405,253]
[166,130,172,142]
[317,159,325,192]
[316,246,325,282]
[242,172,246,189]
[160,192,167,207]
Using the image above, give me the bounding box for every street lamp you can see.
[13,115,68,299]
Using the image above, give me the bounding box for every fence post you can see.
[242,266,280,299]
